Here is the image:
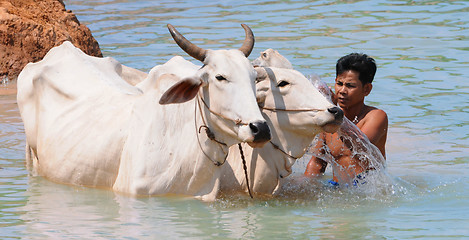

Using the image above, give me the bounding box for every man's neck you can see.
[343,102,366,123]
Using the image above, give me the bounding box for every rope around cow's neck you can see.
[195,93,253,198]
[261,105,319,159]
[196,97,317,198]
[269,141,301,160]
[199,94,249,126]
[238,143,253,199]
[261,106,322,112]
[236,141,299,199]
[195,94,227,166]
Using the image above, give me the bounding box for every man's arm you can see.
[358,108,388,156]
[359,109,388,144]
[304,133,328,177]
[305,155,328,176]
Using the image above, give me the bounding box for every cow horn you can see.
[167,24,207,62]
[239,24,255,57]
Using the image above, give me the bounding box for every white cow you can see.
[251,48,293,69]
[220,60,343,196]
[17,24,271,201]
[120,65,148,86]
[114,49,344,197]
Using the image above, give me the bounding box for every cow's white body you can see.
[104,55,335,197]
[220,64,343,196]
[18,32,269,201]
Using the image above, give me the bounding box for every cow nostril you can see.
[328,106,339,114]
[328,106,344,120]
[249,122,259,134]
[250,121,271,142]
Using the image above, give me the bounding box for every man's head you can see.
[336,53,376,85]
[334,53,376,110]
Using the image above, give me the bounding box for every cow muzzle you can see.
[247,120,271,147]
[328,106,344,121]
[323,106,344,133]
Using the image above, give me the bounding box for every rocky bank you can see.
[0,0,102,81]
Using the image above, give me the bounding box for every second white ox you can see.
[17,24,271,201]
[251,48,293,69]
[220,55,344,196]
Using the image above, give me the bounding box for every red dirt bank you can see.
[0,0,102,81]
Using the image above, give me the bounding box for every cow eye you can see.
[215,75,227,81]
[262,52,267,58]
[277,80,290,87]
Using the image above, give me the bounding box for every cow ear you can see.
[255,67,269,107]
[159,77,202,104]
[255,67,268,83]
[256,89,267,107]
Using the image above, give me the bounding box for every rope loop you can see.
[198,95,249,125]
[261,106,321,112]
[269,141,300,160]
[195,96,228,166]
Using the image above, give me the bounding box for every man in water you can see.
[304,53,388,185]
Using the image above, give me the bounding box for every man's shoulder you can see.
[363,106,388,124]
[365,106,387,117]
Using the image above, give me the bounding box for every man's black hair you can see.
[336,53,376,85]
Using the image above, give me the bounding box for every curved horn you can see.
[239,24,255,57]
[167,24,207,62]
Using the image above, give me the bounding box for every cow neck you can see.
[267,132,308,180]
[269,141,301,160]
[263,113,305,161]
[195,93,229,166]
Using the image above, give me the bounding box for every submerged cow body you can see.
[17,24,270,201]
[220,52,343,196]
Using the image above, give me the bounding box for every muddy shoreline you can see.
[0,79,17,96]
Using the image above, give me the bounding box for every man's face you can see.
[334,70,371,110]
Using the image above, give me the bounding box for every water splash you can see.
[309,74,388,180]
[270,76,406,205]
